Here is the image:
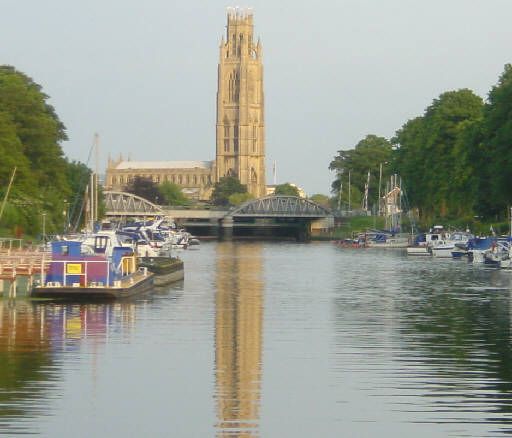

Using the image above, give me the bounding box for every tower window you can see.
[234,125,239,153]
[224,139,229,152]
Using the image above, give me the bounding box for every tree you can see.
[211,176,247,206]
[330,135,392,210]
[158,182,189,206]
[65,160,92,231]
[309,194,330,208]
[392,89,483,221]
[124,176,160,203]
[228,192,254,206]
[0,65,71,234]
[274,183,300,196]
[479,64,512,217]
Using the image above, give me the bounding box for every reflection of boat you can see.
[138,257,184,286]
[32,240,154,299]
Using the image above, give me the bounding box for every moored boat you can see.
[138,256,184,286]
[431,231,473,258]
[32,240,154,299]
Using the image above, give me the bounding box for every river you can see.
[1,241,512,437]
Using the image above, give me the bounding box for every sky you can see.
[1,0,512,195]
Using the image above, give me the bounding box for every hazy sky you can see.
[1,0,511,195]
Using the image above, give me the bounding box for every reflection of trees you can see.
[0,301,138,433]
[215,242,264,437]
[0,302,57,431]
[396,266,512,414]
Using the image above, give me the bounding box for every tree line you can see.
[0,65,93,237]
[124,175,302,207]
[330,64,512,228]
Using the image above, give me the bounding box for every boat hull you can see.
[366,239,409,249]
[139,257,184,286]
[431,246,455,258]
[407,246,430,256]
[32,272,154,299]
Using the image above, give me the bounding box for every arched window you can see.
[250,167,257,183]
[252,126,257,153]
[193,175,197,185]
[178,175,182,184]
[234,125,239,153]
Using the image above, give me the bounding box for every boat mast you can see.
[0,167,16,223]
[94,133,99,224]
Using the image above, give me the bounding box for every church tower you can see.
[216,8,266,198]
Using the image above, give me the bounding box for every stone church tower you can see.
[216,9,266,198]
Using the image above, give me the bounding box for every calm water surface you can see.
[1,242,512,437]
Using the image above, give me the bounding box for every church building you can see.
[105,8,266,201]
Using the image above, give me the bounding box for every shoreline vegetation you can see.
[329,64,512,229]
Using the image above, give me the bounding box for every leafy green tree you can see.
[211,176,247,206]
[480,64,512,216]
[64,160,91,230]
[228,192,254,206]
[274,183,300,196]
[392,89,483,221]
[158,182,189,206]
[124,176,160,203]
[330,135,392,210]
[0,65,70,234]
[309,194,330,208]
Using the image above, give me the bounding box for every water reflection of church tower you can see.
[215,242,264,436]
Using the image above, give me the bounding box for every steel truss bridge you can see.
[230,195,331,218]
[104,191,164,217]
[103,192,333,239]
[104,192,331,219]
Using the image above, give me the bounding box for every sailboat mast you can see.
[0,167,16,222]
[94,133,99,223]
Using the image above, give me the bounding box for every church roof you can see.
[114,160,214,170]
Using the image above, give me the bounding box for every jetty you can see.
[0,238,51,298]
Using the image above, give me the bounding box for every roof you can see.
[114,161,214,170]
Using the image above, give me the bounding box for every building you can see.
[215,8,266,198]
[105,8,266,200]
[106,157,214,201]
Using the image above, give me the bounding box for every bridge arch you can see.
[104,191,164,217]
[229,195,331,218]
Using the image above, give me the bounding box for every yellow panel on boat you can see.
[66,263,83,274]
